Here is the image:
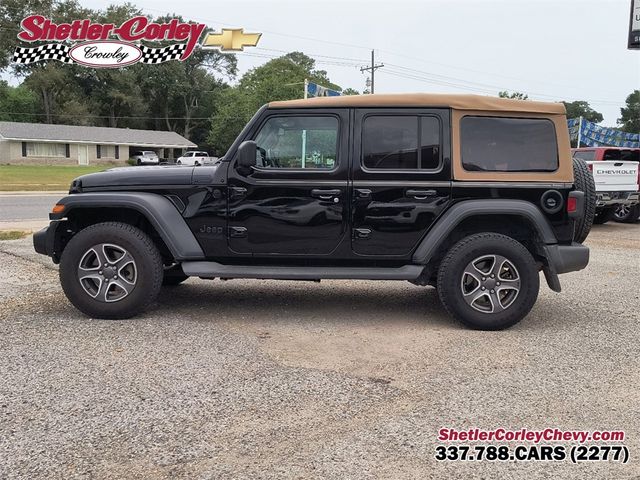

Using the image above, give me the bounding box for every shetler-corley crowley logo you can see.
[13,15,261,68]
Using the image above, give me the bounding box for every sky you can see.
[7,0,640,125]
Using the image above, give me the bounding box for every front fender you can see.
[51,192,205,260]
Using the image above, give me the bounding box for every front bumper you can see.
[596,191,639,207]
[33,220,66,263]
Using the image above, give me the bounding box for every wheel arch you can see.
[51,192,204,263]
[412,200,558,267]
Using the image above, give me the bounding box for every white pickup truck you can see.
[175,151,219,166]
[584,160,639,224]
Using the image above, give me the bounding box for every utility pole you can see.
[360,50,384,94]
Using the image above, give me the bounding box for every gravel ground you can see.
[0,223,639,479]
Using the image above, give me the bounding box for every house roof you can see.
[270,93,566,115]
[0,121,196,148]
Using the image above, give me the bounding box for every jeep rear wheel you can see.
[59,222,163,319]
[437,233,540,330]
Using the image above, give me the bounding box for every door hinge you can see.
[229,226,248,238]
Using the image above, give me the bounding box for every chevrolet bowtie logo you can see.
[202,28,261,51]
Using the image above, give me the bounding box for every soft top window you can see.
[461,116,558,172]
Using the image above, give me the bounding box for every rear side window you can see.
[362,116,441,170]
[603,149,640,161]
[461,116,558,172]
[573,150,596,161]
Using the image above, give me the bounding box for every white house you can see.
[0,121,196,165]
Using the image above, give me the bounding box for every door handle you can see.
[353,228,371,239]
[406,189,437,199]
[230,186,247,198]
[354,188,372,199]
[229,226,247,238]
[311,188,342,200]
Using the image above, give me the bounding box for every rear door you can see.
[351,109,451,257]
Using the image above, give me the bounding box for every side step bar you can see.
[181,261,423,281]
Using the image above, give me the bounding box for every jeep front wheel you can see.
[59,222,163,319]
[437,233,540,330]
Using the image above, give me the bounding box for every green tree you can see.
[209,52,353,154]
[342,88,360,95]
[207,87,254,155]
[617,90,640,133]
[498,91,529,100]
[0,80,40,121]
[562,100,603,123]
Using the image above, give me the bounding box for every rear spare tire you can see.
[572,157,595,243]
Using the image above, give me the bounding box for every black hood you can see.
[74,165,198,189]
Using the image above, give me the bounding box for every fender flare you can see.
[52,192,205,260]
[411,199,558,264]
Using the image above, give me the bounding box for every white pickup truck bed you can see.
[587,160,638,204]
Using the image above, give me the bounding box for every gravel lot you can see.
[0,223,639,479]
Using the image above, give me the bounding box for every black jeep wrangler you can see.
[34,93,593,330]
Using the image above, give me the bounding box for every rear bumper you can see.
[596,191,639,207]
[544,243,590,275]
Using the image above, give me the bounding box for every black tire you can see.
[136,159,141,166]
[572,157,596,243]
[593,207,615,225]
[163,265,189,286]
[59,222,163,319]
[437,233,540,330]
[613,204,640,224]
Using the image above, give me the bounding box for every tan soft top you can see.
[270,93,566,115]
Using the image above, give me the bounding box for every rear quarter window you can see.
[461,116,558,172]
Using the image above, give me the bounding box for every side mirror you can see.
[237,141,257,170]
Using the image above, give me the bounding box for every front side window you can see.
[362,115,441,170]
[254,116,338,169]
[461,116,558,172]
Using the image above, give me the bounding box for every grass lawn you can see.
[0,165,108,191]
[0,230,30,240]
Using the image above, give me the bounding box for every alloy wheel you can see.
[77,243,137,302]
[460,254,521,313]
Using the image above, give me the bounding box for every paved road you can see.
[0,223,639,479]
[0,194,63,222]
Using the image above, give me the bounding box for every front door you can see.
[351,109,452,257]
[78,145,88,165]
[227,110,349,256]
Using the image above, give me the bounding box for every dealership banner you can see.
[12,15,261,68]
[567,117,640,148]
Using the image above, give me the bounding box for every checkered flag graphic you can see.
[13,44,73,64]
[139,44,187,64]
